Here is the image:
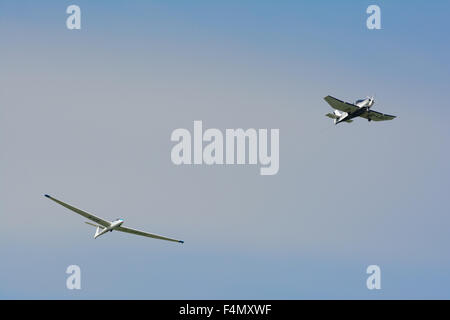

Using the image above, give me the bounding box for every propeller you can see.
[366,94,375,107]
[367,94,375,124]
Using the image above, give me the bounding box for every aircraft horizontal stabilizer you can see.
[85,221,103,228]
[325,113,353,123]
[325,113,338,119]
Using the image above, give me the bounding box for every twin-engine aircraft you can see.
[44,194,184,244]
[324,95,396,125]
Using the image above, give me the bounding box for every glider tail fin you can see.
[94,226,103,239]
[85,222,105,239]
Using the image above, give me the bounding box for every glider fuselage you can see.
[94,219,124,238]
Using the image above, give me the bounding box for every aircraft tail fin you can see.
[326,111,352,124]
[85,222,105,239]
[94,226,103,239]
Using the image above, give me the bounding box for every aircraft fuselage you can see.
[94,219,124,238]
[336,106,369,124]
[335,97,374,124]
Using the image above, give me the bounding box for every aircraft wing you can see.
[359,110,396,121]
[115,226,184,244]
[324,96,359,113]
[44,194,111,227]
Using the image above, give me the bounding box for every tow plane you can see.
[324,95,396,125]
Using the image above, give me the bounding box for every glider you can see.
[44,194,184,243]
[324,95,396,125]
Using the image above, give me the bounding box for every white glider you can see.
[44,194,184,244]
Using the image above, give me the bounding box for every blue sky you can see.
[1,1,450,299]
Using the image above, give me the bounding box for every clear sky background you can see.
[1,0,449,299]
